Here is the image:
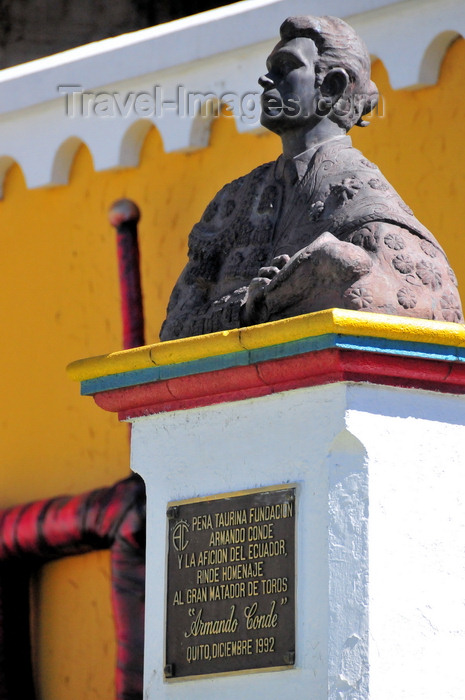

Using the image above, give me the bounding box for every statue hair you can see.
[280,15,379,129]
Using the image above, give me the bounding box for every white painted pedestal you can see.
[130,381,465,700]
[69,310,465,699]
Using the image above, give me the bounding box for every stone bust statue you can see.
[160,15,463,341]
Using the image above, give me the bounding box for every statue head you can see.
[260,15,378,135]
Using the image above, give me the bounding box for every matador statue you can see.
[160,15,463,341]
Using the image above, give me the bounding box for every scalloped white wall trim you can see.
[0,0,463,193]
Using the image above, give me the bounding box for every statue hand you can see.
[241,255,290,325]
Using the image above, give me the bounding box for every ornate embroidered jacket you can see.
[161,137,462,340]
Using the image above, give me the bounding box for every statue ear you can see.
[320,68,350,100]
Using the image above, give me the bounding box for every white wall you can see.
[1,0,464,191]
[131,380,465,699]
[347,384,465,700]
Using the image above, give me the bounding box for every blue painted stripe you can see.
[81,334,465,396]
[333,335,464,362]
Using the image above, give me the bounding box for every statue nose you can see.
[259,74,273,89]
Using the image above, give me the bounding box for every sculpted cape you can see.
[161,137,462,341]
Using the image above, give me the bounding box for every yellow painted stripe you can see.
[150,328,244,365]
[67,309,465,382]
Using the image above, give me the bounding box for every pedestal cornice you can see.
[67,309,465,419]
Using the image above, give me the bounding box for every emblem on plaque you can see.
[172,520,190,552]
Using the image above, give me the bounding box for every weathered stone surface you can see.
[161,15,463,341]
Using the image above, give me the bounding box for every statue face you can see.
[259,37,320,134]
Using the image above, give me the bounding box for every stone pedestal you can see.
[69,309,465,700]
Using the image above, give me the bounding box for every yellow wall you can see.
[1,38,464,699]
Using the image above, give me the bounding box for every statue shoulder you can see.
[312,141,446,255]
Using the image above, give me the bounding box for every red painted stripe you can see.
[167,364,263,400]
[89,348,465,419]
[94,379,175,412]
[117,386,274,420]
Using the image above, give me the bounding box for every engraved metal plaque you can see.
[165,486,295,678]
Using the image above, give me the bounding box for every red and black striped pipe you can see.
[108,200,145,350]
[0,475,145,700]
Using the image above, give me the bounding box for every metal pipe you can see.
[108,199,145,349]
